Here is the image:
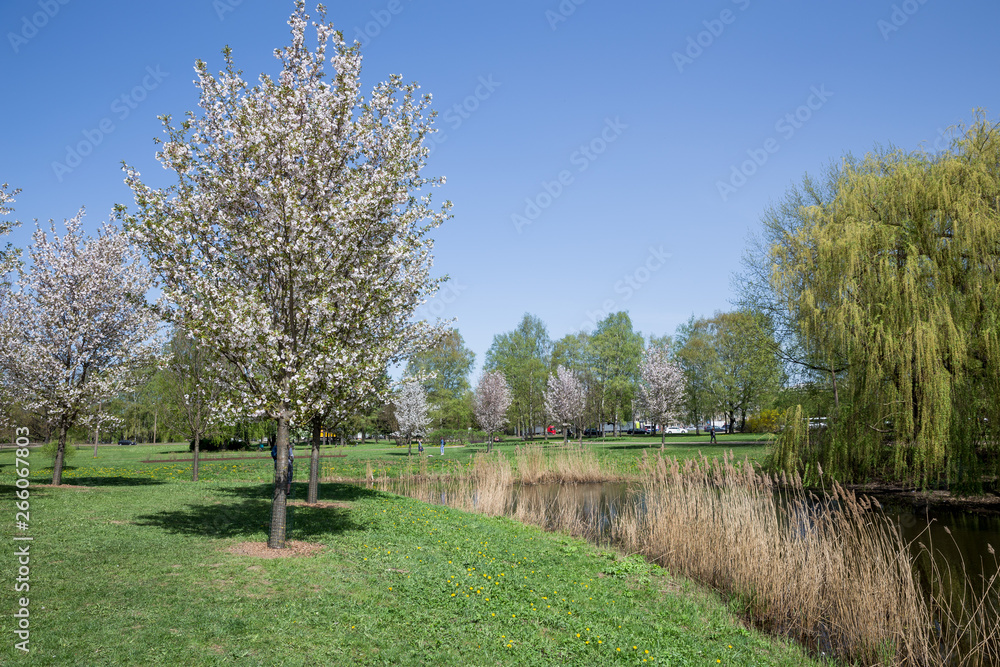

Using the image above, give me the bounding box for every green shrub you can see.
[746,409,783,433]
[427,428,487,445]
[39,440,77,465]
[189,437,253,452]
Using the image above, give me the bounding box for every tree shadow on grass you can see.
[134,482,380,540]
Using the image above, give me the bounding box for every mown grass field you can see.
[0,432,774,486]
[0,477,820,665]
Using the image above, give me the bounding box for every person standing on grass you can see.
[417,439,424,455]
[440,437,445,456]
[710,424,717,443]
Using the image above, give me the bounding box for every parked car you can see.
[664,426,688,434]
[118,439,136,446]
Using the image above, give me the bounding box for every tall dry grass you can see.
[377,446,1000,665]
[617,451,1000,666]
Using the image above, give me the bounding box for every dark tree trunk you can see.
[268,414,292,549]
[52,422,68,486]
[193,432,201,482]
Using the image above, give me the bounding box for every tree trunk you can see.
[52,422,68,486]
[563,426,568,444]
[268,414,292,549]
[153,410,158,445]
[193,432,200,482]
[308,416,321,504]
[192,403,201,482]
[830,365,840,411]
[93,425,99,457]
[661,424,665,446]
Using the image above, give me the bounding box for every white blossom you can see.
[544,365,585,443]
[118,2,448,546]
[473,370,512,452]
[638,347,686,444]
[0,211,159,484]
[393,379,431,453]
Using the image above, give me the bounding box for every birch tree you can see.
[638,347,685,445]
[544,365,585,444]
[120,3,448,547]
[394,380,431,456]
[473,371,512,453]
[0,212,159,484]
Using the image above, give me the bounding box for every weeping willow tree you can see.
[769,112,1000,489]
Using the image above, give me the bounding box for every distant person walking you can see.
[440,437,445,456]
[709,425,717,444]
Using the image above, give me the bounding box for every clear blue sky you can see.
[2,0,998,376]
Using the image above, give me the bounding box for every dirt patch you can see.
[224,541,325,559]
[106,520,134,525]
[287,500,352,509]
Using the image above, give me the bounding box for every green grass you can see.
[0,433,775,487]
[1,476,820,665]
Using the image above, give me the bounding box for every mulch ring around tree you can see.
[224,540,326,559]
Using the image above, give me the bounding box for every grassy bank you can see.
[0,478,819,666]
[383,450,1000,666]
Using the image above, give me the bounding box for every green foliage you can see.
[189,436,254,452]
[406,328,476,429]
[426,428,487,445]
[765,112,1000,489]
[40,440,77,465]
[589,312,644,430]
[745,409,783,434]
[485,313,552,435]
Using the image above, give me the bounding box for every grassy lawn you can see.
[0,432,775,486]
[0,471,820,666]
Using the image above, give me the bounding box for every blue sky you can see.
[2,0,998,375]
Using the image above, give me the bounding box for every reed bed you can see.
[377,446,1000,666]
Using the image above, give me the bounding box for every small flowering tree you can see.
[544,365,585,444]
[638,347,686,445]
[162,330,225,482]
[394,380,431,456]
[0,212,159,484]
[474,371,512,453]
[120,3,448,547]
